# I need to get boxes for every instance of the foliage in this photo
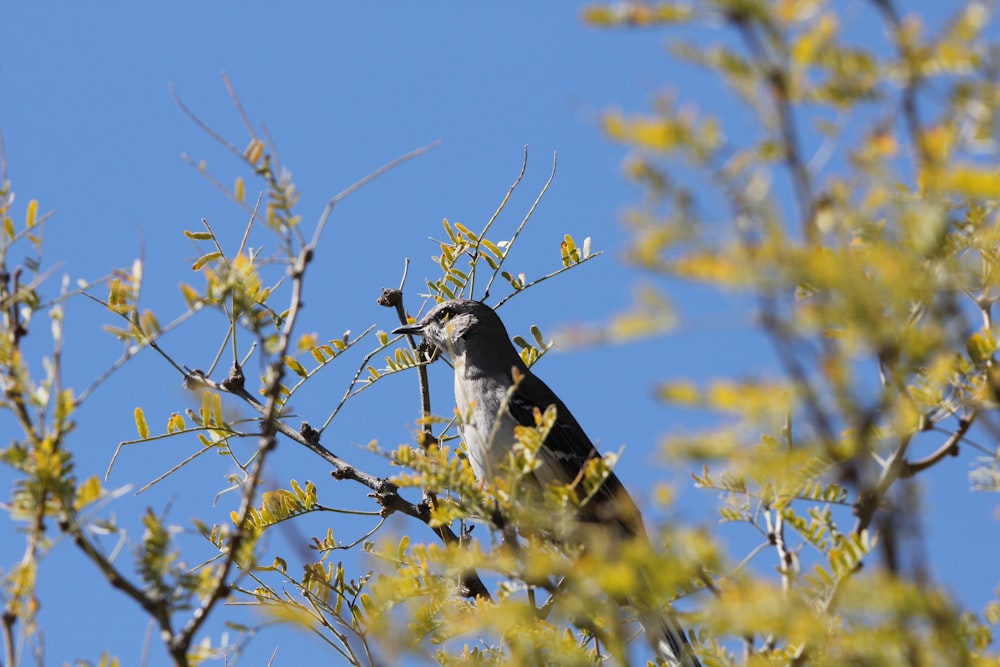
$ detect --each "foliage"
[1,2,999,666]
[0,70,606,664]
[582,0,1000,664]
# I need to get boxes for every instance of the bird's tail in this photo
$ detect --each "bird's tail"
[636,604,701,667]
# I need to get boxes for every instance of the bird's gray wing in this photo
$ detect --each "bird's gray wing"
[505,372,645,539]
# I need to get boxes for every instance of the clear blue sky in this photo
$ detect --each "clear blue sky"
[1,4,997,665]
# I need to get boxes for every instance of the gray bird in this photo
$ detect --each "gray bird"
[394,299,700,666]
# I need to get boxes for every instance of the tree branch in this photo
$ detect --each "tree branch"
[169,221,312,663]
[903,412,975,476]
[377,282,492,601]
[871,0,932,175]
[730,13,816,242]
[188,359,492,601]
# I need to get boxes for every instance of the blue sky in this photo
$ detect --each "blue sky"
[2,4,998,665]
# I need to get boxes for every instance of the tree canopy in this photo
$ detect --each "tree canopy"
[2,2,999,666]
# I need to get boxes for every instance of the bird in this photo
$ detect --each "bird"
[393,298,700,666]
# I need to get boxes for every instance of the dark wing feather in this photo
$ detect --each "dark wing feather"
[505,370,646,539]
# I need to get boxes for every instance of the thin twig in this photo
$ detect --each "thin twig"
[317,331,400,432]
[284,325,377,401]
[378,282,493,599]
[871,0,931,175]
[178,153,254,213]
[380,276,435,443]
[483,151,558,303]
[2,606,16,667]
[170,83,247,164]
[493,252,600,310]
[61,511,176,643]
[222,71,258,141]
[904,411,975,476]
[732,16,815,242]
[311,141,442,251]
[237,192,262,259]
[75,297,198,405]
[759,302,838,448]
[471,146,529,299]
[853,433,912,535]
[0,129,6,186]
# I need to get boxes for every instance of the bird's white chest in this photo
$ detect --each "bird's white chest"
[453,359,516,483]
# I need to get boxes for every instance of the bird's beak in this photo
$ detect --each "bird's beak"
[392,322,425,336]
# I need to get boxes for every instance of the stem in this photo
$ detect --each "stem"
[732,17,815,242]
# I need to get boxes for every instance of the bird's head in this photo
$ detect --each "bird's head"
[392,299,510,360]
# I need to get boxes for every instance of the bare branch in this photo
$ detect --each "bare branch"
[483,151,558,302]
[871,0,932,174]
[472,146,529,299]
[730,15,816,242]
[169,83,246,164]
[222,71,258,141]
[311,141,442,250]
[904,412,975,476]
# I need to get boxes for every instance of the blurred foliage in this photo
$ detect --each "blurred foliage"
[575,0,999,665]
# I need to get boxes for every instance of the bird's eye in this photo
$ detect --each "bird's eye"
[436,308,452,322]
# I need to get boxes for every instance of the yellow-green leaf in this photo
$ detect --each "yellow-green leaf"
[944,164,1000,199]
[659,381,701,405]
[442,218,457,243]
[285,356,308,377]
[55,388,75,427]
[200,391,212,425]
[108,278,130,314]
[967,331,994,363]
[179,282,202,307]
[245,138,264,165]
[167,412,186,434]
[75,476,103,510]
[192,251,223,271]
[134,407,150,439]
[26,199,38,228]
[211,392,224,428]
